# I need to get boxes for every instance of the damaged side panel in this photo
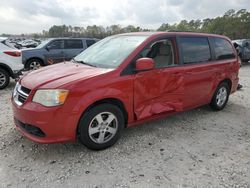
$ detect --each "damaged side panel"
[134,68,185,120]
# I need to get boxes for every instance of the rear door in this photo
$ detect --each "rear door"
[45,39,64,64]
[134,37,185,120]
[178,36,217,109]
[64,39,84,61]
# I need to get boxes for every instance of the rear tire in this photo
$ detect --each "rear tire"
[0,68,10,90]
[210,82,230,111]
[78,104,125,150]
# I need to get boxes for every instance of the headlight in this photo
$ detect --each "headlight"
[32,89,69,107]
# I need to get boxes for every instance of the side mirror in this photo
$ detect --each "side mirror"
[135,58,155,72]
[46,45,51,51]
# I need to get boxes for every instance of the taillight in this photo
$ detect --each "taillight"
[3,51,21,57]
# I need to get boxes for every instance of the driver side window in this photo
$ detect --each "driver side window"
[48,40,63,50]
[139,38,176,68]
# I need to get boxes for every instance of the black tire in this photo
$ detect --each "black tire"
[26,59,43,70]
[0,68,10,90]
[210,82,230,111]
[78,104,125,150]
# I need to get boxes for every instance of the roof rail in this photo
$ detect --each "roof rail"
[167,30,205,33]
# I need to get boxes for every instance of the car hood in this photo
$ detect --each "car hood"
[21,47,42,53]
[20,62,114,89]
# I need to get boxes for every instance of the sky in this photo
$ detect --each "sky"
[0,0,249,34]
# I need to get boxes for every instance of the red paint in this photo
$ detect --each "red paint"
[12,32,240,144]
[135,58,155,71]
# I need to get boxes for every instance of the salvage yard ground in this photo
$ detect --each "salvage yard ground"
[0,65,250,188]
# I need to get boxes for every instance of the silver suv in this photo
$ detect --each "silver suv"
[233,39,250,63]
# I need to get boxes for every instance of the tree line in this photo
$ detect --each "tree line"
[157,9,250,39]
[2,9,250,40]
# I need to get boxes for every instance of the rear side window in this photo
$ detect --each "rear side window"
[179,37,211,64]
[86,40,96,47]
[64,40,83,49]
[212,38,235,60]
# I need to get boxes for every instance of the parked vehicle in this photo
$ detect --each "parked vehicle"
[0,39,23,89]
[21,38,98,70]
[232,39,250,63]
[21,40,39,48]
[12,32,240,150]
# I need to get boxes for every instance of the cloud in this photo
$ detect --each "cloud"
[0,0,250,34]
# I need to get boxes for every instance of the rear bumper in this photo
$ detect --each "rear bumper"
[231,77,239,94]
[12,99,79,144]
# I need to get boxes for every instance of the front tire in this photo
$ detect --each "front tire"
[78,104,125,150]
[26,59,43,70]
[0,68,10,89]
[210,82,230,111]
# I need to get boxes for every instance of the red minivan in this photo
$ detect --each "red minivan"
[12,32,240,150]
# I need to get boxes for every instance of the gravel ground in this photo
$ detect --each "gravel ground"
[0,65,250,188]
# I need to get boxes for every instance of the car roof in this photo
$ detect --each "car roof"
[117,31,230,40]
[50,37,98,40]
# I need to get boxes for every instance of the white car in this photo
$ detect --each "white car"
[0,40,23,89]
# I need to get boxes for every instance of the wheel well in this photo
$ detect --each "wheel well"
[26,57,44,67]
[76,98,128,138]
[85,98,128,126]
[220,78,232,92]
[76,98,128,135]
[0,63,13,78]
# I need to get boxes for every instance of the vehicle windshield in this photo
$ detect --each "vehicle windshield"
[36,39,52,48]
[74,35,148,68]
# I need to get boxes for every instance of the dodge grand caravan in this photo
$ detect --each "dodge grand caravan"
[12,32,240,150]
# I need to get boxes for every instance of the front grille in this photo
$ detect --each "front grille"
[20,86,31,95]
[18,95,26,103]
[13,83,31,106]
[15,118,45,137]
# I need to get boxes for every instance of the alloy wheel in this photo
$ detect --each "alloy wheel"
[216,87,228,107]
[30,61,41,70]
[0,72,6,87]
[88,112,118,144]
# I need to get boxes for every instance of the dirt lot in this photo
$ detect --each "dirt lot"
[0,65,250,188]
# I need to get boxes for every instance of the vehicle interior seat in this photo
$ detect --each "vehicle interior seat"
[153,42,173,68]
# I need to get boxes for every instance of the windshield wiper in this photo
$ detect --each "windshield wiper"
[72,58,97,67]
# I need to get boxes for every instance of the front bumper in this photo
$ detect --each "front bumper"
[12,99,79,144]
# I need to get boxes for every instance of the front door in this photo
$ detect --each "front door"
[134,38,184,120]
[45,39,64,64]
